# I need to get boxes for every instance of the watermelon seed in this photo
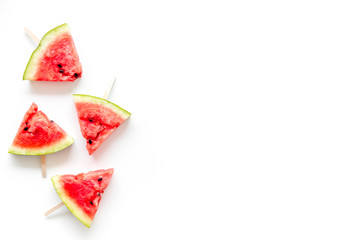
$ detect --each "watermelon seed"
[97,192,101,196]
[74,73,78,78]
[57,64,62,68]
[88,139,93,144]
[90,201,93,205]
[59,69,64,73]
[24,127,28,131]
[89,119,93,122]
[50,120,54,122]
[98,178,102,181]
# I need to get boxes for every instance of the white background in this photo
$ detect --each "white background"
[1,0,360,239]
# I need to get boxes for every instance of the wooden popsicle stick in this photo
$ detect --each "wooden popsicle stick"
[45,76,117,215]
[103,76,116,99]
[41,155,46,178]
[24,27,40,44]
[44,202,65,216]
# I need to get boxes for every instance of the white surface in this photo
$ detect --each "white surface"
[1,0,360,239]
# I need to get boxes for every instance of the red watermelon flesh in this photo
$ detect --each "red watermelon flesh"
[73,94,131,155]
[8,103,74,155]
[23,23,82,82]
[51,168,114,227]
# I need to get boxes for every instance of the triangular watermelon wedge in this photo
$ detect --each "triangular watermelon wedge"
[23,23,82,81]
[8,103,74,155]
[73,94,131,155]
[51,168,114,227]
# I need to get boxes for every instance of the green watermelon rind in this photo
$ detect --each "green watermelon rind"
[23,23,70,80]
[8,135,74,155]
[73,94,131,120]
[51,175,93,228]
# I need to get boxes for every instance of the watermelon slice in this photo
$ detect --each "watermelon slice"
[51,168,114,227]
[8,103,74,155]
[73,94,131,155]
[23,23,82,81]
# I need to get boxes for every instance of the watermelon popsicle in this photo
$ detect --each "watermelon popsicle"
[23,23,82,82]
[72,76,131,155]
[73,94,131,155]
[8,103,74,177]
[46,169,114,228]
